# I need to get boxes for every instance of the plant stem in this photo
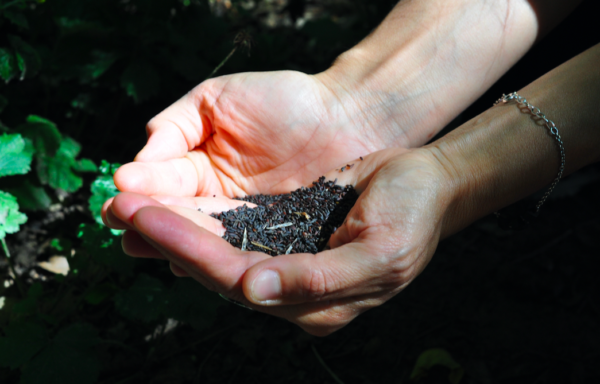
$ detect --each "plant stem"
[1,238,25,297]
[206,47,237,80]
[311,344,345,384]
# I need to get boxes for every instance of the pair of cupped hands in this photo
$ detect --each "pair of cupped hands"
[102,71,455,336]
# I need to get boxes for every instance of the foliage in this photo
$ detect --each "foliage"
[410,348,464,384]
[88,160,120,226]
[0,0,426,383]
[0,190,27,239]
[0,133,33,177]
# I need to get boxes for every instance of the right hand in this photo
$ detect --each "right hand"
[103,147,459,336]
[113,70,403,201]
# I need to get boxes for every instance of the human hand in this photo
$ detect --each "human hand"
[113,70,411,200]
[103,147,457,336]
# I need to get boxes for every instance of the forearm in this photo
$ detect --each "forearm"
[428,43,600,237]
[318,0,583,149]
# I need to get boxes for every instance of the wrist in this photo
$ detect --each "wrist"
[427,43,600,237]
[425,98,577,237]
[318,0,538,149]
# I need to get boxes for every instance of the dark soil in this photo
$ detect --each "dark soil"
[189,167,600,384]
[5,165,599,384]
[2,2,599,383]
[210,177,358,255]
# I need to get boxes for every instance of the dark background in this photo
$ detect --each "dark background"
[1,0,599,383]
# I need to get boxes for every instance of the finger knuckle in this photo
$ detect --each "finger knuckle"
[302,267,330,300]
[386,246,424,288]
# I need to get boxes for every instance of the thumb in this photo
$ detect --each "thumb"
[134,124,190,162]
[242,242,386,306]
[135,88,212,162]
[241,148,410,306]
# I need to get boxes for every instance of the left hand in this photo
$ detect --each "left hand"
[102,147,455,336]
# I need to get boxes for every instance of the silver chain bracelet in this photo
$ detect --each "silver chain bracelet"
[492,92,566,229]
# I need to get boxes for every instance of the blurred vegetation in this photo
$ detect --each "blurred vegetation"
[0,0,397,161]
[0,1,401,383]
[2,1,599,383]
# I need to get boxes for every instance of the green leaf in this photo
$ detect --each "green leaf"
[11,282,43,315]
[7,35,41,80]
[4,179,52,211]
[26,114,58,126]
[50,238,63,251]
[3,10,29,29]
[0,47,18,83]
[114,273,167,322]
[20,323,100,384]
[0,322,48,369]
[49,238,71,254]
[99,159,121,175]
[18,115,62,157]
[89,174,119,225]
[55,135,81,158]
[120,60,160,103]
[410,348,464,384]
[36,137,83,192]
[77,223,134,274]
[0,133,33,177]
[54,323,99,349]
[73,158,97,173]
[0,190,27,239]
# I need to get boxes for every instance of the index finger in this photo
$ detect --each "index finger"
[131,205,271,298]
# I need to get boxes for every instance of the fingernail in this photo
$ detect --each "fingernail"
[251,270,281,303]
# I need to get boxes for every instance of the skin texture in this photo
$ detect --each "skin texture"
[104,147,452,336]
[103,0,593,335]
[433,43,600,235]
[115,71,382,199]
[115,0,580,200]
[104,43,600,336]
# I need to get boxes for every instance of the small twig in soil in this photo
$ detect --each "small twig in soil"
[241,227,248,251]
[250,241,273,251]
[311,344,345,384]
[1,238,25,297]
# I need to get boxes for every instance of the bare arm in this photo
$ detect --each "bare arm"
[317,0,585,149]
[429,42,600,237]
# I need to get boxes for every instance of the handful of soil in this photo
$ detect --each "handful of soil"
[210,177,358,256]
